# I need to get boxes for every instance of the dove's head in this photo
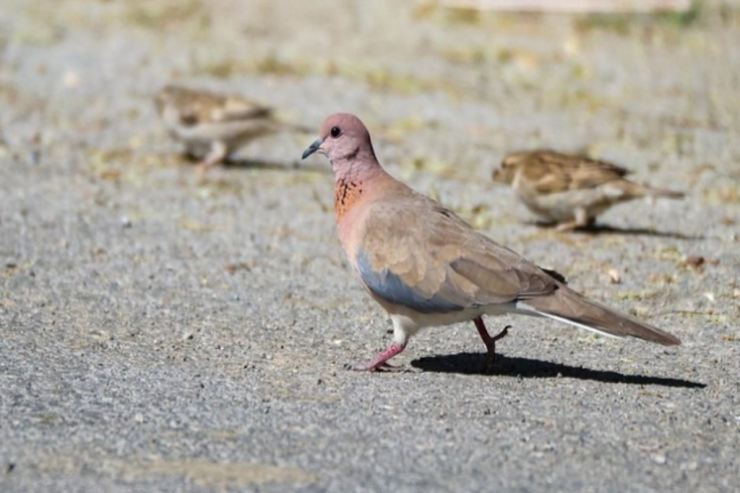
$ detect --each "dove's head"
[302,113,378,177]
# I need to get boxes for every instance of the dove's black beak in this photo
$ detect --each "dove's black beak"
[302,138,323,160]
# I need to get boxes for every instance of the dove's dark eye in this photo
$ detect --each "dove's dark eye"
[330,126,341,138]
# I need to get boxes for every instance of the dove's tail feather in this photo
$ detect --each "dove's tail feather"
[518,286,681,346]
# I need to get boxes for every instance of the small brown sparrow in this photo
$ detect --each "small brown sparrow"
[492,150,685,231]
[155,85,305,172]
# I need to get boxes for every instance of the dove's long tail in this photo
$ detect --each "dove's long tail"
[518,286,681,346]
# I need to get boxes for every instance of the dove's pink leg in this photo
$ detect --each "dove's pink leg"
[474,317,510,365]
[352,343,406,372]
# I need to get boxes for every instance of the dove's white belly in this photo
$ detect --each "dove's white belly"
[385,302,541,346]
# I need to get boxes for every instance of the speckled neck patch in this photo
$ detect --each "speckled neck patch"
[334,179,365,221]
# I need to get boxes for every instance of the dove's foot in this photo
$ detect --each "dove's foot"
[474,317,510,367]
[348,343,406,372]
[345,362,408,372]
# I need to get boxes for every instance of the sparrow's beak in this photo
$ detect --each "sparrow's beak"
[301,138,323,160]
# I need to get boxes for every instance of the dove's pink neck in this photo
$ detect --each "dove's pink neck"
[332,157,387,223]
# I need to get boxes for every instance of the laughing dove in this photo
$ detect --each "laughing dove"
[155,85,307,172]
[492,150,685,231]
[302,114,680,371]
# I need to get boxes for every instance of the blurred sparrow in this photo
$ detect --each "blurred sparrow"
[155,85,306,172]
[492,150,685,231]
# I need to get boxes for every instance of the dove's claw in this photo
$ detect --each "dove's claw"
[474,318,510,366]
[348,343,406,372]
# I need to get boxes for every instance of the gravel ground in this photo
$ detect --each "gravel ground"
[1,1,739,492]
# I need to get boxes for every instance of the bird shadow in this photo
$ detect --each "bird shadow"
[215,157,327,173]
[526,221,703,240]
[179,153,328,173]
[411,352,706,388]
[572,224,705,240]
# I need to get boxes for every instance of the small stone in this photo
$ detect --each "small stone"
[684,255,704,270]
[652,454,667,465]
[62,70,80,88]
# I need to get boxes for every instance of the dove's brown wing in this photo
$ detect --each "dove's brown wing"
[356,192,560,313]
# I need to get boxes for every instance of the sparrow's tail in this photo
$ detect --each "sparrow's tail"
[616,180,685,200]
[643,186,685,199]
[518,286,681,346]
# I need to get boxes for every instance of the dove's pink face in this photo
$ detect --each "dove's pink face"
[301,113,374,167]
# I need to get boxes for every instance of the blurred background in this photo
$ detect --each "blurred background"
[2,1,739,227]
